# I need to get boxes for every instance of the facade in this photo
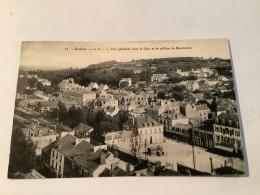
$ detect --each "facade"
[213,113,242,154]
[151,74,169,83]
[61,90,96,105]
[147,100,180,121]
[23,125,59,155]
[135,116,163,146]
[58,78,90,91]
[186,81,199,91]
[44,133,108,178]
[179,102,200,121]
[104,130,137,151]
[192,120,214,149]
[159,111,188,132]
[37,101,59,113]
[194,104,210,121]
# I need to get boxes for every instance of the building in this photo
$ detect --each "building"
[36,101,59,113]
[194,104,210,121]
[192,120,214,149]
[147,100,180,121]
[169,123,192,142]
[58,78,90,91]
[104,130,137,151]
[151,74,169,83]
[186,81,199,91]
[187,93,204,104]
[119,78,132,87]
[22,125,59,155]
[61,90,96,106]
[73,123,94,137]
[94,94,119,117]
[42,133,108,178]
[179,102,200,121]
[213,113,242,154]
[159,111,188,132]
[144,87,155,98]
[135,116,163,146]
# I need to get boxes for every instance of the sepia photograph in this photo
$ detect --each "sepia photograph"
[8,39,247,179]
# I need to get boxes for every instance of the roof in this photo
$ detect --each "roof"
[195,104,210,111]
[158,169,182,176]
[38,101,59,107]
[73,123,93,134]
[192,120,214,132]
[160,112,186,120]
[214,166,244,175]
[136,116,162,128]
[189,93,203,100]
[42,133,76,154]
[216,113,239,123]
[173,123,192,130]
[22,125,57,137]
[105,130,134,141]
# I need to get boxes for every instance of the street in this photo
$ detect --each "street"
[137,137,245,174]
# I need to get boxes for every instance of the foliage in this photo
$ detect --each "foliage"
[172,91,185,101]
[8,127,37,174]
[157,91,166,100]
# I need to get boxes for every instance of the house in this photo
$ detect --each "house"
[61,90,96,105]
[119,78,132,87]
[22,124,59,155]
[192,120,214,149]
[159,111,188,132]
[176,69,190,77]
[88,82,99,90]
[104,130,137,152]
[194,104,210,121]
[129,105,146,117]
[94,94,119,117]
[147,100,180,121]
[186,81,199,91]
[120,93,148,109]
[215,98,237,116]
[205,79,219,86]
[58,78,90,91]
[135,116,164,146]
[41,133,108,178]
[213,113,242,154]
[144,87,155,98]
[73,123,94,137]
[166,123,192,142]
[151,74,169,83]
[179,102,200,121]
[36,101,59,113]
[187,93,204,104]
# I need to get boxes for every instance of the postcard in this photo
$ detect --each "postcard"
[8,39,247,178]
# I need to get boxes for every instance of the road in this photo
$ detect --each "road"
[136,137,245,173]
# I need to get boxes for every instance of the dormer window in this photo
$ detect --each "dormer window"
[228,120,232,126]
[235,122,239,128]
[30,132,34,137]
[221,119,225,125]
[49,130,54,135]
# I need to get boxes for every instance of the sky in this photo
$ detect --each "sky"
[20,39,231,70]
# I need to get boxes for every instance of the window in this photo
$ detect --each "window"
[38,131,43,136]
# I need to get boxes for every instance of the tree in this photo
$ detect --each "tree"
[27,77,38,89]
[37,81,44,91]
[66,106,84,128]
[119,81,129,88]
[58,101,68,124]
[172,91,185,101]
[157,91,166,100]
[8,127,37,174]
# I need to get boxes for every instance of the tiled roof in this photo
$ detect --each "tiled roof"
[216,113,239,123]
[73,123,93,133]
[136,116,162,128]
[195,104,210,111]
